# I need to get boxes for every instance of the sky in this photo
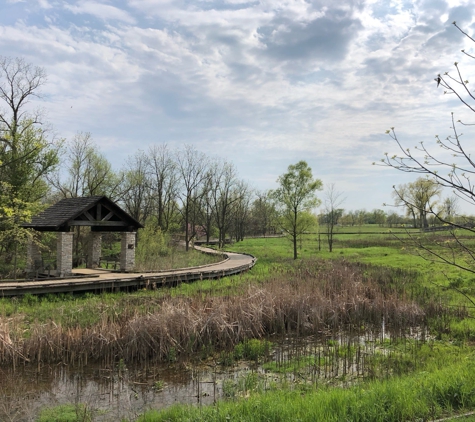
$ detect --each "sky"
[1,0,475,213]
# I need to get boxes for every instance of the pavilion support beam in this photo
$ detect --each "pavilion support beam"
[57,232,74,277]
[87,231,102,269]
[120,232,136,272]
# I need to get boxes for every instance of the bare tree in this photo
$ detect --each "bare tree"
[231,180,252,242]
[121,150,152,223]
[321,184,345,253]
[146,144,179,231]
[0,56,46,145]
[50,132,121,200]
[0,57,58,202]
[195,168,215,243]
[377,22,475,274]
[250,191,278,236]
[386,211,402,228]
[176,145,208,250]
[210,160,241,248]
[48,132,122,260]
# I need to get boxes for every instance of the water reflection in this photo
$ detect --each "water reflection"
[0,361,229,421]
[0,330,428,421]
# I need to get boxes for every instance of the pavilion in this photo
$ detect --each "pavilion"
[22,196,143,277]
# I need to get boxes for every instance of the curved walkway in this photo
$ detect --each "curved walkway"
[0,246,256,297]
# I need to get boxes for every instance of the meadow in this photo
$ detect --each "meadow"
[3,227,475,421]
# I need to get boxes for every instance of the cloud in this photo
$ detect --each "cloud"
[257,9,363,64]
[64,1,135,24]
[38,0,52,8]
[1,0,475,212]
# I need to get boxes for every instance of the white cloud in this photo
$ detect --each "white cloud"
[38,0,52,8]
[64,1,135,24]
[0,0,475,211]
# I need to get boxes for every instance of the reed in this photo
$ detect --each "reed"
[0,259,461,367]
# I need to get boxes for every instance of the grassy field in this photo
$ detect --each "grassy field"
[230,231,475,309]
[4,227,475,421]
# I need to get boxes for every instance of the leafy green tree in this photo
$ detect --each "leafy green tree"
[0,123,59,203]
[393,178,441,229]
[0,125,58,275]
[0,57,60,276]
[135,217,170,271]
[386,211,402,228]
[272,161,322,259]
[372,209,387,227]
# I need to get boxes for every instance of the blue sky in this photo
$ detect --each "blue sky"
[1,0,475,212]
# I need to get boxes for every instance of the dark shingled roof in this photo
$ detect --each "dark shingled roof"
[22,196,143,232]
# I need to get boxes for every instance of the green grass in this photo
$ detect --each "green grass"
[135,247,223,272]
[230,234,475,305]
[37,403,93,422]
[6,229,475,421]
[2,232,474,336]
[138,355,475,422]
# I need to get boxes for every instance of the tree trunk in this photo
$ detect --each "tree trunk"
[293,234,298,259]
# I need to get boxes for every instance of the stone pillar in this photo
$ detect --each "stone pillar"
[26,239,42,274]
[120,232,136,272]
[57,231,74,277]
[87,232,102,269]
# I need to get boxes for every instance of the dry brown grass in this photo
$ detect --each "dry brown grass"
[0,259,462,367]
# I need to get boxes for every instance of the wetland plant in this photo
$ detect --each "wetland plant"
[0,259,465,368]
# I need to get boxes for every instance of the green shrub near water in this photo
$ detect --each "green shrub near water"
[37,404,93,422]
[233,339,272,362]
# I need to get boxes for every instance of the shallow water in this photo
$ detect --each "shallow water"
[0,360,237,421]
[0,330,427,421]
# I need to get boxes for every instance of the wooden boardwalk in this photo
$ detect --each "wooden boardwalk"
[0,246,256,297]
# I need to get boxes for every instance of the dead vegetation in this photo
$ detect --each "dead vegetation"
[0,259,463,367]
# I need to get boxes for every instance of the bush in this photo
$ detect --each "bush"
[135,218,171,270]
